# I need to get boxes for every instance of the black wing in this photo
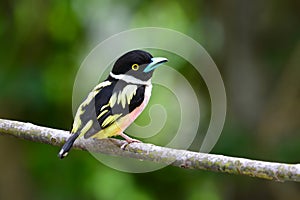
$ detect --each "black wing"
[79,79,145,139]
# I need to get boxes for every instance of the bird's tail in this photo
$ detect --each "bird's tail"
[58,132,80,159]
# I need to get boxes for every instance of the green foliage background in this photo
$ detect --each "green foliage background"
[0,0,299,199]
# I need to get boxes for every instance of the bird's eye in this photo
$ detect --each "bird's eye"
[131,64,139,71]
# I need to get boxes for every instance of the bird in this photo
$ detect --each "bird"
[58,50,168,159]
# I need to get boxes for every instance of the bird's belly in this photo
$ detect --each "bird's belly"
[93,85,152,139]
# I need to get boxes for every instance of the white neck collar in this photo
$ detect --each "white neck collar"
[109,72,151,86]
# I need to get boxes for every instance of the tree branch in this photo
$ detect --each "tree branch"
[0,118,299,182]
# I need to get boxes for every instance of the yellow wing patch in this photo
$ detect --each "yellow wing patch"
[82,81,112,108]
[101,114,122,128]
[80,120,93,135]
[92,122,122,139]
[97,109,108,119]
[109,93,117,107]
[71,81,112,134]
[109,84,137,108]
[100,103,110,111]
[94,81,112,91]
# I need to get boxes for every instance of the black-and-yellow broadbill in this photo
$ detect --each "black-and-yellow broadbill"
[58,50,168,158]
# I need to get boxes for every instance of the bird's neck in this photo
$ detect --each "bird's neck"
[108,72,151,86]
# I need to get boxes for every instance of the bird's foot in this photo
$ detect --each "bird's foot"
[119,133,141,150]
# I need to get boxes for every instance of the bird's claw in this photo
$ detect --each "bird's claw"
[120,142,128,150]
[120,137,141,150]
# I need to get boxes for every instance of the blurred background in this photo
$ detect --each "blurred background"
[0,0,299,199]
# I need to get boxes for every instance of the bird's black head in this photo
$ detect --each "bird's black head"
[111,50,168,81]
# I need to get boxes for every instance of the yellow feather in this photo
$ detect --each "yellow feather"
[109,93,117,107]
[71,81,112,135]
[101,114,122,127]
[94,81,111,91]
[117,91,122,105]
[120,90,126,108]
[125,85,137,104]
[80,120,93,136]
[97,109,108,119]
[116,85,138,108]
[71,108,84,133]
[100,103,110,111]
[92,122,122,139]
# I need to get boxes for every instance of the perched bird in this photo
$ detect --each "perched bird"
[58,50,168,158]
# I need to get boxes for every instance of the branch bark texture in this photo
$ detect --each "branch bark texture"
[0,119,299,182]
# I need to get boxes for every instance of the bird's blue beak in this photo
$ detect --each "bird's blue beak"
[144,57,168,73]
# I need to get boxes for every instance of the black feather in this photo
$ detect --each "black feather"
[58,132,80,159]
[82,79,145,138]
[112,50,154,81]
